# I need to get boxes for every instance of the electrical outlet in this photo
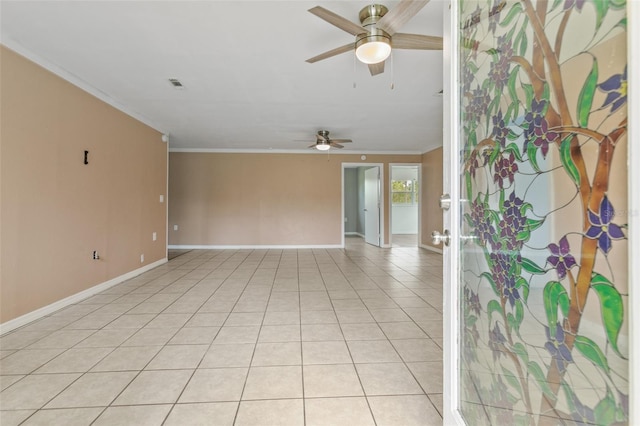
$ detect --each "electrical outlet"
[160,195,164,203]
[344,217,348,222]
[140,254,144,263]
[152,232,157,241]
[173,225,178,231]
[92,250,99,260]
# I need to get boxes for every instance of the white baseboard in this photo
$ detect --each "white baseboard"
[420,244,443,254]
[345,232,364,237]
[168,244,343,250]
[0,258,167,335]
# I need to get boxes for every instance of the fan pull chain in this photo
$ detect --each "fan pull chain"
[390,51,395,90]
[353,53,357,89]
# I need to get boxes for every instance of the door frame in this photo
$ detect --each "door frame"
[443,1,639,424]
[341,163,385,248]
[389,163,422,247]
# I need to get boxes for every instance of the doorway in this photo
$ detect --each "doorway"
[342,163,383,248]
[389,164,420,247]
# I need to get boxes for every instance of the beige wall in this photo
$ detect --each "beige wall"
[421,147,444,249]
[0,46,167,323]
[168,152,422,246]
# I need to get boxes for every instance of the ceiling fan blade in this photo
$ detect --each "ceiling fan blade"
[330,139,352,143]
[306,43,354,63]
[308,143,318,149]
[308,6,366,36]
[368,62,385,76]
[376,0,430,36]
[392,33,443,50]
[330,143,345,149]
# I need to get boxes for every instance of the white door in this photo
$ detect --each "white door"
[364,167,380,247]
[441,1,633,424]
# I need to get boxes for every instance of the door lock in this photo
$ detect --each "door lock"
[431,230,451,246]
[439,194,451,211]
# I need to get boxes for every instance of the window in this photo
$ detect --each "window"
[391,179,419,205]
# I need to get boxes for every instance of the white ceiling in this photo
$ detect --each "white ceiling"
[1,0,444,153]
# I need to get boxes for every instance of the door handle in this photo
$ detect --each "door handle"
[439,194,451,210]
[431,230,451,246]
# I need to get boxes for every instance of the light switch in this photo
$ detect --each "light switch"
[160,195,164,203]
[152,232,157,241]
[173,225,178,231]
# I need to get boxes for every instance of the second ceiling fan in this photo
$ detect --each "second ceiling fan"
[306,0,443,76]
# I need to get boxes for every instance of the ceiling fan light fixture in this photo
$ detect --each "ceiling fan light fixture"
[316,142,331,151]
[355,31,391,64]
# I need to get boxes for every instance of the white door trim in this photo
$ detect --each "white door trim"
[443,0,465,424]
[627,0,639,422]
[341,163,385,248]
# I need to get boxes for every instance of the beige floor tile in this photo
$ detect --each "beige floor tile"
[145,344,208,370]
[103,314,155,329]
[347,340,402,363]
[179,368,248,403]
[379,321,428,339]
[0,373,79,409]
[235,399,304,426]
[91,346,161,371]
[391,338,442,362]
[74,328,136,348]
[300,310,337,324]
[263,311,300,325]
[164,402,238,426]
[0,331,50,350]
[64,313,120,330]
[341,323,386,340]
[305,397,375,426]
[303,364,364,397]
[26,330,94,349]
[368,395,443,426]
[407,361,443,394]
[258,324,301,342]
[0,349,65,375]
[92,404,171,426]
[355,363,423,396]
[45,371,136,408]
[200,343,256,368]
[121,327,179,346]
[251,342,301,366]
[242,366,303,400]
[21,407,103,426]
[184,312,228,327]
[0,409,34,426]
[168,327,219,345]
[213,326,260,344]
[145,313,192,328]
[35,347,113,374]
[301,324,344,341]
[1,374,24,391]
[369,308,412,323]
[225,312,264,326]
[428,393,444,417]
[335,310,376,324]
[113,369,193,405]
[302,341,352,365]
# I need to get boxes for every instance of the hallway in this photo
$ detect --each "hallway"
[0,239,444,425]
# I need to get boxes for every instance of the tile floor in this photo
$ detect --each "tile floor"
[0,237,444,425]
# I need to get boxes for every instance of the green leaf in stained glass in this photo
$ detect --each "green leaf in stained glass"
[574,335,610,373]
[521,257,546,274]
[560,136,581,186]
[500,3,523,28]
[487,299,502,322]
[577,58,598,128]
[591,273,624,356]
[543,281,569,331]
[527,361,555,398]
[527,142,541,172]
[594,388,617,425]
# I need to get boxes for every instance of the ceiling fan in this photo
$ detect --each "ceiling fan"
[306,0,443,76]
[307,130,352,150]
